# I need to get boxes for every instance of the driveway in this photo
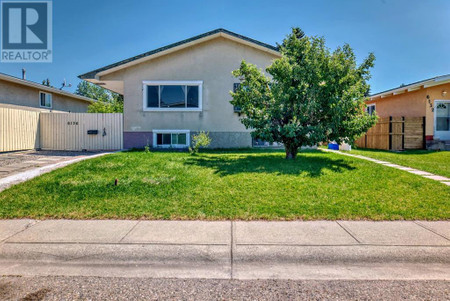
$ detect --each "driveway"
[0,150,112,191]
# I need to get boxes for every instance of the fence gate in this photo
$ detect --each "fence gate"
[40,113,123,151]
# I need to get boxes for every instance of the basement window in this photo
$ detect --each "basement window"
[39,92,52,108]
[143,81,202,111]
[152,130,190,148]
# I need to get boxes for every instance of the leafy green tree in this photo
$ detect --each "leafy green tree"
[231,28,377,159]
[75,81,123,113]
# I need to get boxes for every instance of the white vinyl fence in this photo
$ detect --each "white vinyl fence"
[40,113,123,151]
[0,106,40,152]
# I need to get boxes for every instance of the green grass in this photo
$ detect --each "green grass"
[347,148,450,178]
[0,149,448,220]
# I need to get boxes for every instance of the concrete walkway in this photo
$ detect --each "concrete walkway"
[0,151,114,192]
[323,149,450,186]
[0,220,449,280]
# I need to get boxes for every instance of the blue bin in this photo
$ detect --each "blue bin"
[328,143,339,150]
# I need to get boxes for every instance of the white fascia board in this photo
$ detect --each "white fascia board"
[393,90,406,95]
[424,78,450,88]
[407,86,422,92]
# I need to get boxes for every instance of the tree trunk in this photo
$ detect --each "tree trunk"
[284,143,299,160]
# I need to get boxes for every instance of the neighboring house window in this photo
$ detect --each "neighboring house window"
[152,130,190,147]
[39,92,52,108]
[143,81,202,111]
[366,104,375,116]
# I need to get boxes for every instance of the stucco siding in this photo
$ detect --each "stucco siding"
[0,79,90,112]
[101,37,277,147]
[206,132,252,148]
[367,90,426,118]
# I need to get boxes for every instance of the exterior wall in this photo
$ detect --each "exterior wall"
[206,132,252,148]
[367,83,450,138]
[0,79,90,112]
[102,37,277,148]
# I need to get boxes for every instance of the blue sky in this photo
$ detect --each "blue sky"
[0,0,448,94]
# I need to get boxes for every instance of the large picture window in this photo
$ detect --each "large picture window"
[143,81,202,111]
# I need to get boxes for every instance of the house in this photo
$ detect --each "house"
[79,29,280,149]
[0,72,94,112]
[367,74,450,150]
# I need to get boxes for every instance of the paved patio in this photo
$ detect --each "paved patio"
[0,220,448,280]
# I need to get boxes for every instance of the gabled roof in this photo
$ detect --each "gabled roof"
[370,74,450,100]
[79,28,280,80]
[0,72,95,103]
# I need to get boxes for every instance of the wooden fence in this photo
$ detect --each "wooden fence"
[40,113,123,151]
[1,108,123,152]
[355,117,425,150]
[0,106,40,152]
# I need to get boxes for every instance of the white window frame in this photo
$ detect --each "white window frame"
[366,104,376,116]
[39,91,52,109]
[143,81,203,112]
[152,129,190,148]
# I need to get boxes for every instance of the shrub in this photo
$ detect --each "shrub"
[189,131,211,154]
[144,139,151,153]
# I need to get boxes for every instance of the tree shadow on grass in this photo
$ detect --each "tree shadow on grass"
[184,151,355,177]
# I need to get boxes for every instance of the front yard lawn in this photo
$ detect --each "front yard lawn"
[0,149,448,220]
[349,148,450,178]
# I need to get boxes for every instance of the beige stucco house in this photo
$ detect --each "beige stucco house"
[80,29,280,149]
[367,74,450,149]
[0,72,94,112]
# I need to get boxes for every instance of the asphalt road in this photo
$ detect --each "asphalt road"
[0,276,449,301]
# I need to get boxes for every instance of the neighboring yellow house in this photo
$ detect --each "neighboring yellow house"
[367,75,450,150]
[80,28,280,149]
[0,72,94,112]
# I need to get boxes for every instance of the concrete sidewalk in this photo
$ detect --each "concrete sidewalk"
[0,220,449,280]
